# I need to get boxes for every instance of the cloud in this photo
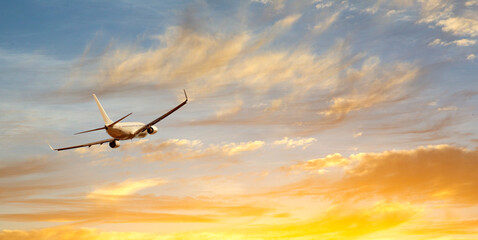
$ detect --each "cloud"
[0,178,78,202]
[221,141,265,155]
[47,2,434,139]
[60,13,305,99]
[0,156,77,202]
[428,38,477,47]
[437,106,457,111]
[0,210,215,224]
[3,192,276,225]
[353,132,363,138]
[467,54,476,60]
[251,0,286,10]
[437,17,478,37]
[454,38,477,46]
[120,139,264,162]
[416,0,454,24]
[313,11,341,34]
[319,58,419,119]
[332,145,478,204]
[315,1,333,10]
[274,145,478,206]
[284,153,349,174]
[215,100,244,119]
[276,14,301,28]
[252,202,419,239]
[273,137,317,149]
[88,178,167,198]
[0,202,420,239]
[407,219,478,235]
[465,0,478,6]
[0,157,59,179]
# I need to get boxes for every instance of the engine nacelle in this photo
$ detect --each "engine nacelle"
[109,140,120,148]
[147,126,158,135]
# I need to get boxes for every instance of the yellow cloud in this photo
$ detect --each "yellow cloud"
[253,202,419,239]
[221,141,265,156]
[285,153,348,173]
[0,202,420,239]
[88,178,167,197]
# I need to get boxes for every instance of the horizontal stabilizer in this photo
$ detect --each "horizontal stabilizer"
[74,112,132,135]
[75,126,106,135]
[108,112,132,127]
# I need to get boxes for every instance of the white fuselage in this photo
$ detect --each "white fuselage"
[106,122,147,140]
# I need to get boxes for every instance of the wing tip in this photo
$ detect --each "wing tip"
[47,143,57,151]
[183,89,188,101]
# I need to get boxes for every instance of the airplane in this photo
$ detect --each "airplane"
[49,90,188,151]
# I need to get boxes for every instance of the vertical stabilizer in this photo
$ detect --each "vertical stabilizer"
[93,94,113,125]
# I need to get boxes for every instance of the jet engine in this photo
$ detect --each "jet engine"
[109,140,120,148]
[147,126,158,135]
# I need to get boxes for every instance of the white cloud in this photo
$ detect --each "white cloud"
[417,0,454,24]
[251,0,272,3]
[250,0,285,10]
[428,38,445,46]
[386,10,405,16]
[274,137,317,149]
[428,38,476,47]
[314,11,341,33]
[353,132,363,138]
[315,1,333,9]
[437,17,478,37]
[222,141,265,155]
[467,54,476,60]
[454,39,477,46]
[437,106,458,111]
[465,0,478,7]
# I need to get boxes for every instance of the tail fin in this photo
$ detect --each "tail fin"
[93,94,113,125]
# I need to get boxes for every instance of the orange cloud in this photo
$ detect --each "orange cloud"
[280,145,478,205]
[335,145,478,204]
[0,210,215,224]
[2,192,276,225]
[0,157,59,179]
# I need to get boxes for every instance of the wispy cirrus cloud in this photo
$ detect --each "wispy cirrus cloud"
[118,138,264,162]
[0,157,59,179]
[88,178,167,198]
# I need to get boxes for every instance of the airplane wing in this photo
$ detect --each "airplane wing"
[49,138,115,151]
[133,90,188,137]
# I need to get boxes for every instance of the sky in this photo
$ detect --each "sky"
[1,0,478,239]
